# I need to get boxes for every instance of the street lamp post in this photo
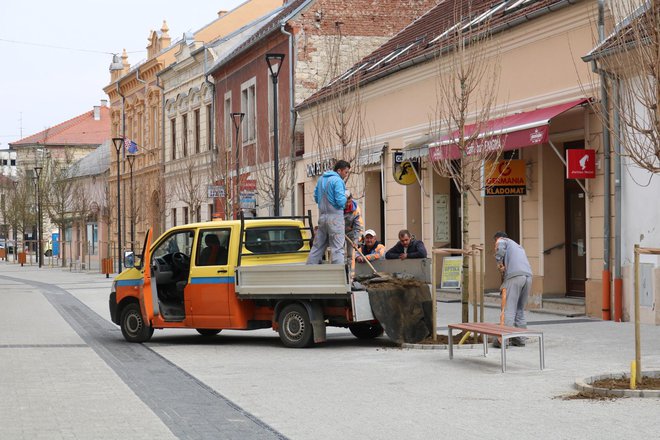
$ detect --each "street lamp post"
[33,166,43,268]
[112,137,123,273]
[127,154,135,252]
[12,180,18,263]
[230,112,245,220]
[266,53,285,217]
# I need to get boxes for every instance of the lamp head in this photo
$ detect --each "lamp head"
[265,53,285,78]
[109,54,124,72]
[112,137,124,153]
[34,166,43,179]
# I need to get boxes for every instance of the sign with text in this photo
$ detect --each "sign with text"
[566,149,595,179]
[392,152,420,185]
[207,185,226,198]
[306,158,335,177]
[441,256,463,289]
[484,159,526,196]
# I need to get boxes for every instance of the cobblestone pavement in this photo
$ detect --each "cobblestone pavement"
[1,262,660,440]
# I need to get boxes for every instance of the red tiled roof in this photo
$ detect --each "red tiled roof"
[10,106,111,146]
[299,0,574,109]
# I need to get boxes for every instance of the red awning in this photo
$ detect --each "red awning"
[428,98,590,161]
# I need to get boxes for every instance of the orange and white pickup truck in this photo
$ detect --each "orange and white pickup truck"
[109,215,382,348]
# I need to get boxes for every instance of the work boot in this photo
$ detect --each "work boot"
[510,337,526,347]
[492,338,507,348]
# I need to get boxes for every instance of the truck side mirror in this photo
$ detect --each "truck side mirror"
[124,251,135,269]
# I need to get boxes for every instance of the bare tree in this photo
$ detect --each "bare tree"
[44,153,76,267]
[308,27,373,197]
[428,2,504,322]
[172,154,210,222]
[586,0,660,173]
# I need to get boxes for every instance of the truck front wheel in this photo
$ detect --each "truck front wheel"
[278,303,313,348]
[349,322,384,339]
[120,303,154,343]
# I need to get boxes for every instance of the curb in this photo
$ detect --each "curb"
[401,342,483,350]
[575,371,660,398]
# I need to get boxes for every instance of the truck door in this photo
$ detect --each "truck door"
[139,229,157,321]
[189,228,233,328]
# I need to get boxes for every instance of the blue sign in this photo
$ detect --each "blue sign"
[52,233,59,256]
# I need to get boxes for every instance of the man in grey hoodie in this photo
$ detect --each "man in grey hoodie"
[307,160,351,264]
[493,231,532,347]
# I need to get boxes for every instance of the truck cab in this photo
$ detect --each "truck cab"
[109,215,383,347]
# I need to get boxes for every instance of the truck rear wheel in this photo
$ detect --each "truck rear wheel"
[120,303,154,343]
[349,322,384,339]
[278,303,313,348]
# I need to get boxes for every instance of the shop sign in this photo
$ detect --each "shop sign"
[566,149,595,179]
[207,185,226,198]
[306,158,335,177]
[484,159,526,196]
[392,152,420,185]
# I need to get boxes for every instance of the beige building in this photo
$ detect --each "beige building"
[159,1,281,229]
[298,0,614,317]
[103,0,284,259]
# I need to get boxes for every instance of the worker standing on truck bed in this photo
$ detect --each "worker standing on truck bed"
[307,160,351,265]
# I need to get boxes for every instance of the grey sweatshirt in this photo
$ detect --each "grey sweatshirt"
[495,237,532,280]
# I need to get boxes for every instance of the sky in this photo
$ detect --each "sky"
[0,0,247,149]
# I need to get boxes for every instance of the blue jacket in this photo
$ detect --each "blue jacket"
[314,170,347,211]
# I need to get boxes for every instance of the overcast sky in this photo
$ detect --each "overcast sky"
[0,0,246,149]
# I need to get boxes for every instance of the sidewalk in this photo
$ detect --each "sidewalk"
[1,262,660,440]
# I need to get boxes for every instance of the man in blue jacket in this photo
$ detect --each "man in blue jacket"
[307,160,351,264]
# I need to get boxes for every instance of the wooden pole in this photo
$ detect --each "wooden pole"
[634,244,641,385]
[432,251,437,342]
[480,243,485,322]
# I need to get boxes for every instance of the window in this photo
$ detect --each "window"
[206,104,213,151]
[196,206,201,223]
[152,230,194,261]
[240,78,256,144]
[224,93,232,151]
[244,226,303,254]
[195,229,231,266]
[194,109,200,154]
[208,203,214,220]
[183,206,189,224]
[182,114,188,157]
[171,208,177,227]
[151,107,158,149]
[170,118,177,160]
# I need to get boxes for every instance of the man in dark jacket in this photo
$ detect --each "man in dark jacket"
[385,229,427,260]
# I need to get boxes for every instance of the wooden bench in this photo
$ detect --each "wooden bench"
[447,322,545,373]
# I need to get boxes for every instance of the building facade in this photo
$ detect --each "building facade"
[297,0,619,318]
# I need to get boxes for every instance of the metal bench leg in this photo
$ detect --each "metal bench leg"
[448,328,453,360]
[539,334,545,370]
[501,336,507,373]
[483,333,488,357]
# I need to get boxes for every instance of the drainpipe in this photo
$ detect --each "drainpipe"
[281,24,295,216]
[204,46,216,203]
[134,70,146,248]
[613,78,623,322]
[156,76,166,234]
[597,0,611,321]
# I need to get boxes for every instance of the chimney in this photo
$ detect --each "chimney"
[101,99,108,107]
[93,105,101,121]
[218,10,227,18]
